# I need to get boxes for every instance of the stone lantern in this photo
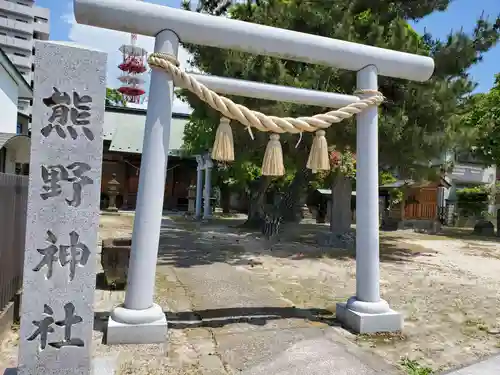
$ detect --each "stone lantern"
[106,173,120,212]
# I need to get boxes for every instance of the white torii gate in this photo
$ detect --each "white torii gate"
[74,0,434,344]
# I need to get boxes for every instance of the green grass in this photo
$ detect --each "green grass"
[400,358,434,375]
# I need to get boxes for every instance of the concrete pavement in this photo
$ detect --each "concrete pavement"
[157,224,401,375]
[441,354,500,375]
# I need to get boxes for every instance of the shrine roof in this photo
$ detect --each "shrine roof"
[104,105,190,155]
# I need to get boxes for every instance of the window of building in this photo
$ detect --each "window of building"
[22,163,29,175]
[0,14,8,19]
[15,18,28,24]
[0,31,6,36]
[15,35,27,40]
[16,123,23,134]
[455,151,483,165]
[34,17,48,24]
[15,162,29,175]
[14,52,27,57]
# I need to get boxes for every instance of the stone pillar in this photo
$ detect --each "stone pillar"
[203,155,213,219]
[187,184,196,215]
[107,30,179,344]
[195,155,204,219]
[17,41,106,375]
[105,173,120,212]
[336,65,402,333]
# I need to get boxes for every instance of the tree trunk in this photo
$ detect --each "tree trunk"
[278,167,313,223]
[329,171,353,233]
[243,176,271,228]
[399,186,407,229]
[220,184,231,214]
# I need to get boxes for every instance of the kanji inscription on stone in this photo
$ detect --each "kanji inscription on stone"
[40,162,93,207]
[27,303,84,350]
[33,230,90,281]
[41,87,94,141]
[17,41,107,375]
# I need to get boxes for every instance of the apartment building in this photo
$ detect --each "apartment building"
[0,0,49,116]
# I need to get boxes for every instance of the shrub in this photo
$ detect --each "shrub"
[456,186,489,217]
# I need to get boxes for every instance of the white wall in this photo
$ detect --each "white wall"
[0,63,19,134]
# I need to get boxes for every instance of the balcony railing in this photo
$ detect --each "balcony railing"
[6,52,31,69]
[0,0,34,18]
[0,34,31,51]
[0,16,33,34]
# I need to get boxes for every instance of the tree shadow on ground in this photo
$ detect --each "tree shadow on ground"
[93,306,341,334]
[156,218,437,268]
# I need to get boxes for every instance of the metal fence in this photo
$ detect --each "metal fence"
[0,173,28,319]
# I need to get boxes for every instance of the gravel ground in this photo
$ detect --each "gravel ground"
[2,214,500,374]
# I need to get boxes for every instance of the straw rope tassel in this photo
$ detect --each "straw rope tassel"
[306,130,330,172]
[262,134,284,176]
[211,117,234,162]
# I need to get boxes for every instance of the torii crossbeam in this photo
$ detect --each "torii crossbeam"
[73,0,434,344]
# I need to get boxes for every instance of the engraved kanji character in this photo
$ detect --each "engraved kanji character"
[39,163,93,207]
[41,88,94,140]
[33,231,90,280]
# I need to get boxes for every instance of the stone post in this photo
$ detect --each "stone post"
[336,65,402,333]
[17,41,106,375]
[107,30,178,344]
[187,184,196,215]
[203,155,213,219]
[105,173,120,212]
[195,155,204,219]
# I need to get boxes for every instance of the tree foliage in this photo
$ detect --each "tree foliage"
[178,0,500,225]
[463,73,500,166]
[180,0,499,177]
[105,88,127,107]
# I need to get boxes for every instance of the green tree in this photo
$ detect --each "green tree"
[106,88,127,107]
[463,73,500,166]
[179,0,500,227]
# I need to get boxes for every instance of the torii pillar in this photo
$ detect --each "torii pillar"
[106,29,178,344]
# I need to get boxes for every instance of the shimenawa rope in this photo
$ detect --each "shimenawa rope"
[147,52,384,176]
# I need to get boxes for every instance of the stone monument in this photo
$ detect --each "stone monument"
[105,173,120,212]
[16,41,106,375]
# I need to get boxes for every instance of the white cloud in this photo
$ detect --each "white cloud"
[63,1,193,114]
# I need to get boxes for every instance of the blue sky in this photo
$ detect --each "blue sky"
[38,0,499,95]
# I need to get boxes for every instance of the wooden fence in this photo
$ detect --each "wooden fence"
[0,173,28,332]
